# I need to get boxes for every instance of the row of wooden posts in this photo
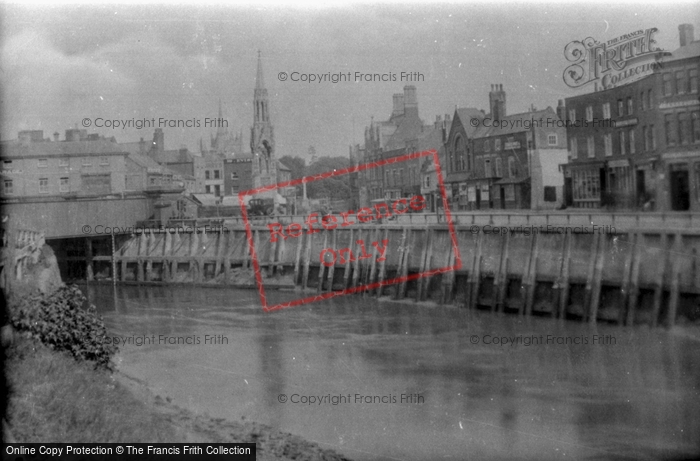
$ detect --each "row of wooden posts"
[108,225,698,328]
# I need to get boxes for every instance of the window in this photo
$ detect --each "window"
[484,159,492,177]
[650,125,656,149]
[647,89,653,109]
[627,97,633,115]
[59,158,69,167]
[629,129,636,154]
[640,92,645,111]
[424,175,430,188]
[586,105,594,121]
[214,185,220,197]
[205,170,211,180]
[484,140,490,152]
[569,109,576,124]
[205,185,211,193]
[2,160,12,168]
[587,136,595,158]
[570,138,578,159]
[100,157,109,165]
[39,178,48,194]
[495,158,502,177]
[617,100,624,117]
[508,157,516,178]
[495,139,501,151]
[692,111,700,143]
[678,112,690,145]
[548,134,557,146]
[663,73,673,96]
[37,158,48,168]
[603,103,611,119]
[3,180,13,195]
[572,170,601,200]
[676,71,687,95]
[59,177,69,193]
[605,134,613,157]
[82,158,92,167]
[690,69,698,94]
[385,171,390,186]
[643,126,649,151]
[214,170,220,179]
[544,186,557,202]
[618,132,625,156]
[665,114,675,145]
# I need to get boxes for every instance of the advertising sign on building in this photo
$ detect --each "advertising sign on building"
[563,28,664,90]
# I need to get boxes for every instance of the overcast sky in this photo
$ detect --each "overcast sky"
[1,3,698,161]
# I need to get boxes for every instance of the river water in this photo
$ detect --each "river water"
[85,284,700,461]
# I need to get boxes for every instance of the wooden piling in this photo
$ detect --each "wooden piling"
[398,228,411,299]
[293,231,304,285]
[626,233,643,326]
[352,228,363,291]
[327,229,337,292]
[343,228,354,290]
[317,231,328,292]
[440,244,455,305]
[376,228,388,297]
[583,233,601,322]
[651,233,668,328]
[416,228,432,302]
[366,228,379,296]
[467,231,484,309]
[588,234,606,323]
[492,231,510,312]
[302,231,312,289]
[518,233,535,316]
[524,233,539,317]
[618,233,636,325]
[666,233,682,328]
[223,232,231,285]
[555,232,571,319]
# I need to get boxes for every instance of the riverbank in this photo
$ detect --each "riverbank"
[4,333,351,460]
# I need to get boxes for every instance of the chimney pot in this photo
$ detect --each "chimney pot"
[679,24,695,47]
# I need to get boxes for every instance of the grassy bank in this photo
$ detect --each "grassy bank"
[5,334,182,442]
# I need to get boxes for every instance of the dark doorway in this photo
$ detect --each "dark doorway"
[476,188,481,210]
[599,168,607,207]
[636,169,646,206]
[670,166,690,211]
[564,177,573,207]
[500,187,506,209]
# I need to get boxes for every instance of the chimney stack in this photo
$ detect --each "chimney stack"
[556,99,566,121]
[679,24,695,47]
[152,128,164,154]
[392,93,405,118]
[403,85,418,117]
[489,84,507,122]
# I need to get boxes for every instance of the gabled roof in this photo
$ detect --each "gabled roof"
[127,152,171,174]
[452,108,486,138]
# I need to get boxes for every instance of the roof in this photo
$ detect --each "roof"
[665,40,700,62]
[473,107,558,138]
[454,108,486,138]
[1,138,127,158]
[127,152,171,174]
[277,160,291,171]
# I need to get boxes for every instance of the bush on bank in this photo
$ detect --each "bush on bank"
[8,285,117,369]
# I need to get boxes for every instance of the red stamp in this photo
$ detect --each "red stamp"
[239,149,460,312]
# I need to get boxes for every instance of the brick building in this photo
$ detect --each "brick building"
[562,24,700,211]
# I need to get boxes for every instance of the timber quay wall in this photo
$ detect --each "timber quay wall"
[107,218,700,328]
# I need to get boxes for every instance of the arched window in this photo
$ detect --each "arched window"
[455,136,467,171]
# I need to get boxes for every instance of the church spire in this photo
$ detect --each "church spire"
[255,50,265,90]
[216,98,226,137]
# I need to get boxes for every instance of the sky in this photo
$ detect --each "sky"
[1,2,699,162]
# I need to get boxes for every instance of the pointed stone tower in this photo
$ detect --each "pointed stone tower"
[250,50,276,190]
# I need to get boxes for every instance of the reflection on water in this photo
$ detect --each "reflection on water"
[84,284,700,461]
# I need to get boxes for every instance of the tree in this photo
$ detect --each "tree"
[305,156,353,202]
